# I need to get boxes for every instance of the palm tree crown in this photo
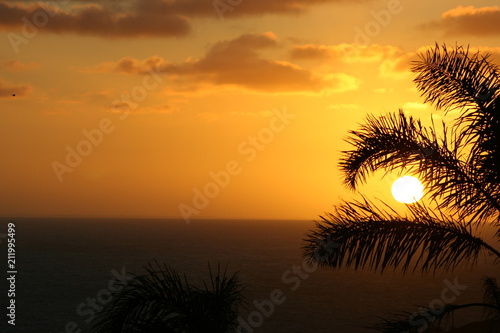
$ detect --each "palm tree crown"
[303,44,500,332]
[92,262,246,333]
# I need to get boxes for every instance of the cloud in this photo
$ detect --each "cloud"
[55,91,114,105]
[1,60,41,72]
[0,0,367,38]
[135,0,363,18]
[84,32,360,94]
[290,43,500,80]
[0,79,31,98]
[108,100,135,113]
[83,56,173,74]
[290,42,417,79]
[424,6,500,37]
[289,44,334,60]
[290,43,401,63]
[108,101,177,114]
[378,52,418,79]
[0,1,190,38]
[381,45,500,79]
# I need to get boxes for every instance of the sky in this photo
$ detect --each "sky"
[1,0,499,220]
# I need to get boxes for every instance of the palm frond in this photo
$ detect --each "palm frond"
[189,263,246,333]
[370,305,456,333]
[92,262,190,333]
[340,109,437,189]
[92,262,245,333]
[339,110,500,222]
[371,303,499,333]
[412,43,500,114]
[483,277,500,320]
[412,44,500,210]
[303,199,500,273]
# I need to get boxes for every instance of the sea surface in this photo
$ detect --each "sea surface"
[1,218,499,333]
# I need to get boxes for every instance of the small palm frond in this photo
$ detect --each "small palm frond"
[92,262,245,333]
[339,110,499,222]
[340,109,438,189]
[412,43,500,115]
[412,44,500,213]
[190,264,246,333]
[303,199,500,273]
[370,304,457,333]
[371,303,499,333]
[206,263,247,321]
[483,277,500,319]
[92,262,191,333]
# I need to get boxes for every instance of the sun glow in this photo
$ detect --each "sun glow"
[391,176,424,204]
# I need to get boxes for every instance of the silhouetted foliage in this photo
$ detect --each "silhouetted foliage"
[306,198,499,274]
[92,261,246,333]
[304,44,500,332]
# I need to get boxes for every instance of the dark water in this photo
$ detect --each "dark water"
[0,218,499,332]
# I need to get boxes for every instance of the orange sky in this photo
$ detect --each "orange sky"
[1,0,499,220]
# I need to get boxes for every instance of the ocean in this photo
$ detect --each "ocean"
[1,218,499,332]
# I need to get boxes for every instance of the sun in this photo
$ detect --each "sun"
[391,176,424,204]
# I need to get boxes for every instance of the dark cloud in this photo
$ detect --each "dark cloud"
[85,32,360,93]
[0,0,365,38]
[0,1,190,37]
[423,6,500,37]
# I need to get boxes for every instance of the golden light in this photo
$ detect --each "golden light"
[391,176,424,204]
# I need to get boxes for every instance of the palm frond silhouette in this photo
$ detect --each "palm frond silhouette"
[304,44,500,331]
[371,277,500,332]
[307,199,499,274]
[92,261,246,333]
